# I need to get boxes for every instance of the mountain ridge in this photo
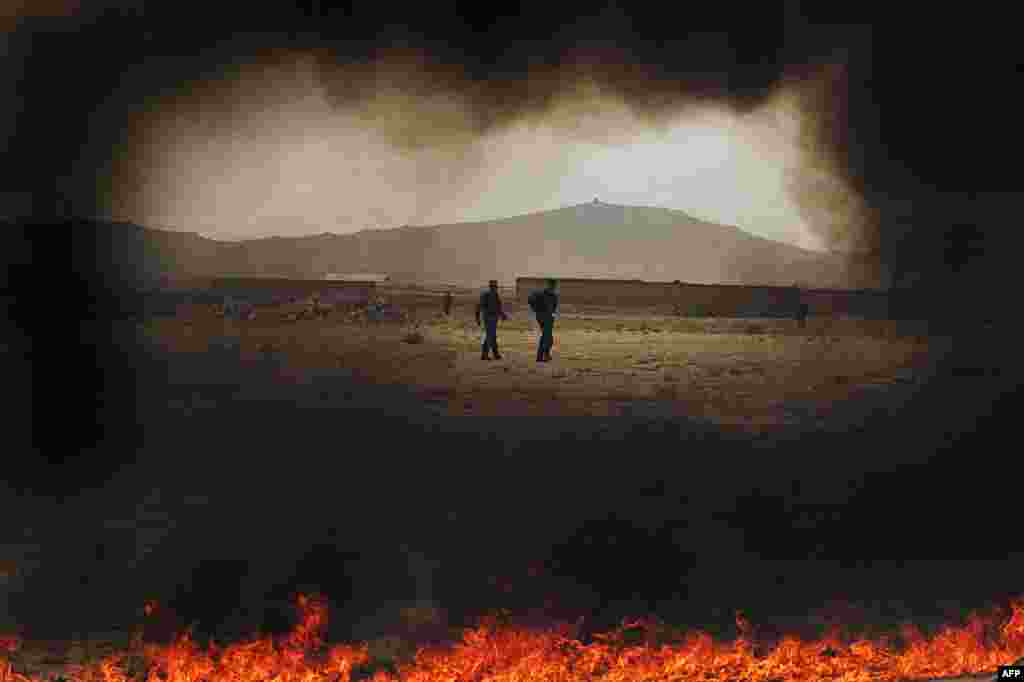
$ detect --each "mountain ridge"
[8,202,879,289]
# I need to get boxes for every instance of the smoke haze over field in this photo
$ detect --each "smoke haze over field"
[97,49,869,256]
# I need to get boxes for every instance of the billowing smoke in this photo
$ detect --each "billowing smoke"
[13,8,1007,298]
[101,46,871,260]
[782,59,880,255]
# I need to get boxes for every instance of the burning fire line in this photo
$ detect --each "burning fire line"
[2,595,1023,682]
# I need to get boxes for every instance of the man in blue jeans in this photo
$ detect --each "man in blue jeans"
[528,278,559,362]
[475,279,508,360]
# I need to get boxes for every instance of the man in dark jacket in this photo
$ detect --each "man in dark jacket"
[475,280,508,359]
[528,278,559,362]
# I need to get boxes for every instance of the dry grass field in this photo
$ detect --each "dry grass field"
[139,290,946,429]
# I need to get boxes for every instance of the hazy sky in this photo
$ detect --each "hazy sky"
[108,52,869,253]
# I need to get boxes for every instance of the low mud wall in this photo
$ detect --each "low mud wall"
[516,277,890,319]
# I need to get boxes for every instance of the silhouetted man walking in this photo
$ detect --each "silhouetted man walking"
[476,280,508,360]
[528,278,559,362]
[443,291,453,316]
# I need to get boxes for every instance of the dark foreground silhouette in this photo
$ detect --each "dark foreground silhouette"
[6,311,1020,644]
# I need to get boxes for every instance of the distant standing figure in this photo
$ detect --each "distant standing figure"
[475,279,508,360]
[443,291,453,316]
[528,278,559,362]
[223,296,250,320]
[375,297,387,322]
[797,301,809,328]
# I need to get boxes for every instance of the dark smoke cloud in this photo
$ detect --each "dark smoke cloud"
[6,1,1015,297]
[310,39,802,148]
[783,57,882,256]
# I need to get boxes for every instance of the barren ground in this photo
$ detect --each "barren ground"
[140,294,945,430]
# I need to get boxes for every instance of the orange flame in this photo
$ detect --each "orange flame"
[1,595,1022,682]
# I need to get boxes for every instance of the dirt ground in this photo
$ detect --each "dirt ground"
[140,294,945,430]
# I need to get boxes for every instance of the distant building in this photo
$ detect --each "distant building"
[325,273,391,283]
[514,276,889,319]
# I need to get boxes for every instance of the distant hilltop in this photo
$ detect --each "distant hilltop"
[16,203,881,290]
